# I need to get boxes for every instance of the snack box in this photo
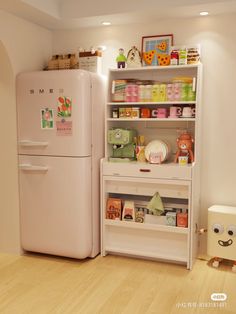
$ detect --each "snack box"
[106,198,122,220]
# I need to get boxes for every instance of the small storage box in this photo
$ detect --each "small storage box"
[207,205,236,261]
[79,51,102,73]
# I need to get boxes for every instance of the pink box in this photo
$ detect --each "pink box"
[125,85,139,102]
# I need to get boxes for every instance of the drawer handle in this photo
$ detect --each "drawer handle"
[139,168,151,173]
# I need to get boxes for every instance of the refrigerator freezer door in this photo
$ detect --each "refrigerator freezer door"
[19,155,92,258]
[17,70,92,157]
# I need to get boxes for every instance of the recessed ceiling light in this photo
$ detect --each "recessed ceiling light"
[102,21,111,26]
[200,11,209,16]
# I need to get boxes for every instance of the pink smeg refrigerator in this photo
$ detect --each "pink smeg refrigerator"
[16,70,105,258]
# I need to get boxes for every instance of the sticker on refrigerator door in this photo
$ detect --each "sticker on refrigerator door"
[56,119,72,136]
[41,108,54,129]
[57,96,72,118]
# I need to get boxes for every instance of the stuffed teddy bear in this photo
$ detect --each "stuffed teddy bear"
[174,133,194,163]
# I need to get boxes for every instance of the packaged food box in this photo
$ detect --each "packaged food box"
[166,212,177,226]
[106,198,122,220]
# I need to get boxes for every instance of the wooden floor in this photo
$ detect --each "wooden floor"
[0,253,235,314]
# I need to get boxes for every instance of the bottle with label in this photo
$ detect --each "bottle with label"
[138,85,145,102]
[170,50,179,65]
[181,83,189,101]
[187,83,196,101]
[152,84,159,102]
[144,85,152,102]
[112,107,119,118]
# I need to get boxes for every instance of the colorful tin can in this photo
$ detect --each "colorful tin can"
[141,108,151,118]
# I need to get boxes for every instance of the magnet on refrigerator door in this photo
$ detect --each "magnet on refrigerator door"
[41,108,54,129]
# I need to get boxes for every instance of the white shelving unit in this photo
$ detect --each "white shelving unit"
[101,64,202,269]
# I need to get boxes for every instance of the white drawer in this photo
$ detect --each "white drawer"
[102,160,192,180]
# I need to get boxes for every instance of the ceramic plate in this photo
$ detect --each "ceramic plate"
[145,140,169,162]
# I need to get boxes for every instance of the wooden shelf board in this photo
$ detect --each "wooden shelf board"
[107,118,195,122]
[109,64,201,73]
[105,219,188,234]
[104,246,188,263]
[103,158,195,169]
[107,101,197,106]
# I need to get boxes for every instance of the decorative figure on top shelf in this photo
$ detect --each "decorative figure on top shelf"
[174,132,194,163]
[126,46,142,68]
[116,48,127,69]
[90,46,96,54]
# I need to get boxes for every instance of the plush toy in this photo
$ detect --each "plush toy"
[126,46,142,68]
[116,48,127,69]
[174,133,194,163]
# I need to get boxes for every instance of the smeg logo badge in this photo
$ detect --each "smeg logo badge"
[29,88,64,94]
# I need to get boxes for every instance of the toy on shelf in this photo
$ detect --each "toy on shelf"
[126,46,142,68]
[174,132,194,164]
[208,205,236,272]
[116,48,127,69]
[107,128,137,160]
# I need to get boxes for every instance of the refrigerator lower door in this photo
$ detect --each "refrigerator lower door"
[19,155,92,259]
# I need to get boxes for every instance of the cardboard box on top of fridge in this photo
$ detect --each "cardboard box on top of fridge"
[79,51,102,74]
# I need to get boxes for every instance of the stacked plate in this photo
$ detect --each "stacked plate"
[145,140,171,163]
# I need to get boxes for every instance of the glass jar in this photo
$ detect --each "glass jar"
[131,107,140,119]
[112,107,119,118]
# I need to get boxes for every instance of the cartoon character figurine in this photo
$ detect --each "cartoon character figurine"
[116,48,127,69]
[126,46,142,68]
[208,205,236,272]
[174,132,194,163]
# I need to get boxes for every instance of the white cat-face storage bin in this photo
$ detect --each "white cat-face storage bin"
[207,205,236,271]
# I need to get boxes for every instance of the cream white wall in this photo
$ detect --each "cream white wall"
[53,13,236,252]
[0,10,52,253]
[0,10,52,75]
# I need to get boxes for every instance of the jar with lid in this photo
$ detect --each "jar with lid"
[112,107,119,118]
[131,107,140,119]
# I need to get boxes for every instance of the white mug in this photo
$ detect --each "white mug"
[182,107,196,118]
